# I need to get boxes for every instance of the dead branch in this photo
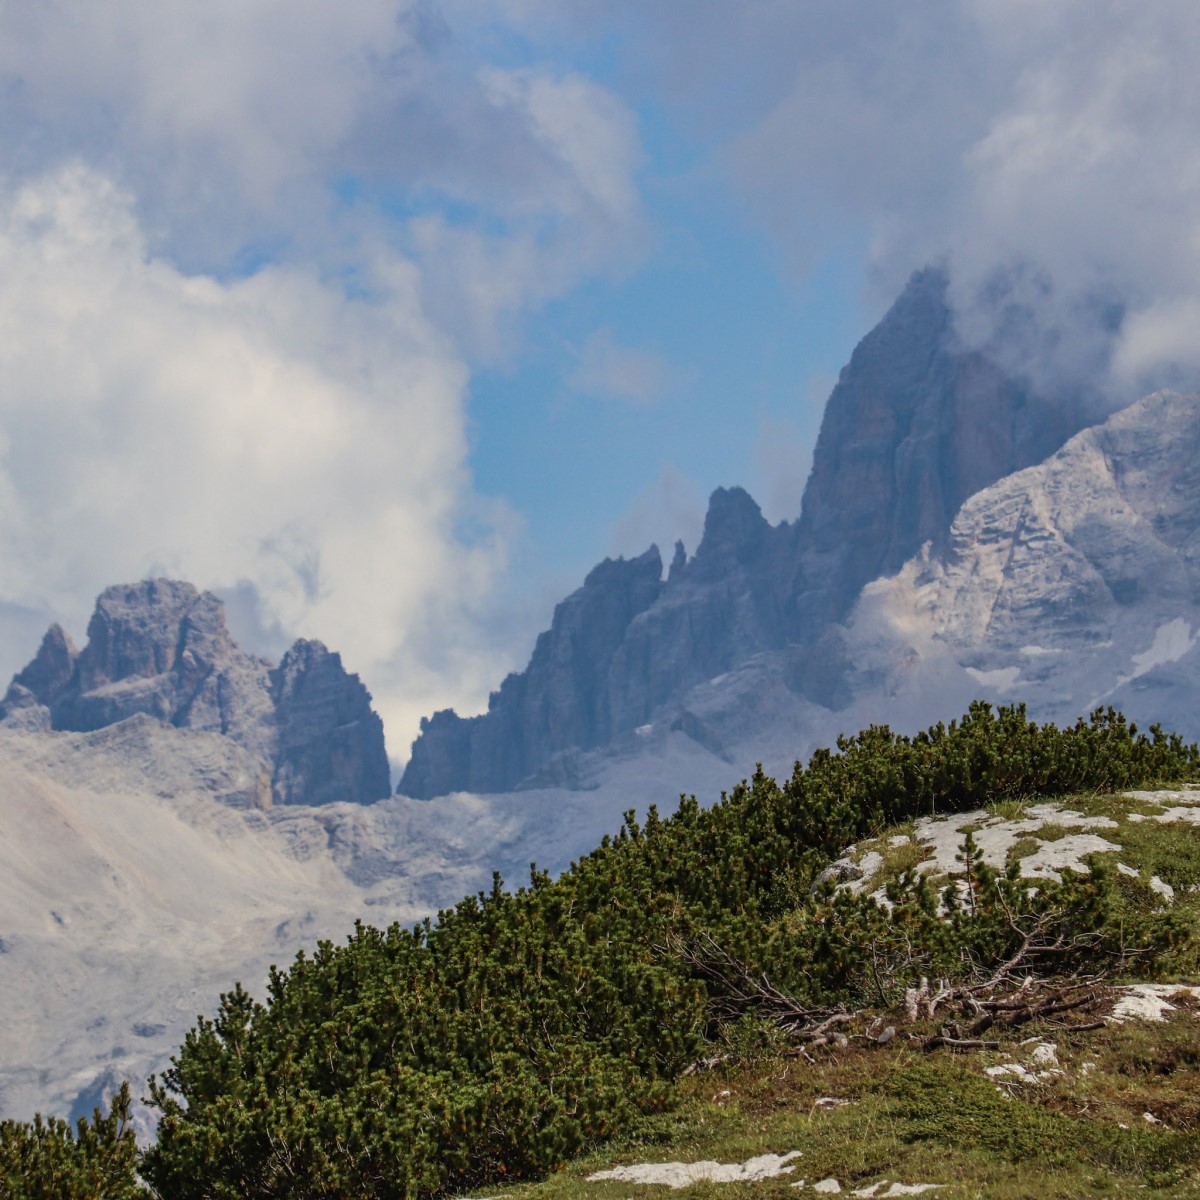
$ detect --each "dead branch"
[919,1035,1002,1052]
[662,932,854,1043]
[663,926,1116,1070]
[680,1053,729,1077]
[965,985,1102,1037]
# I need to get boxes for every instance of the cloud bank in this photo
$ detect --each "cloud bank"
[0,0,648,757]
[566,0,1200,403]
[0,164,513,752]
[5,0,1200,758]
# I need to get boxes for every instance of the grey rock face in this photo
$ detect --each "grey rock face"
[606,487,789,733]
[786,267,1086,633]
[900,390,1200,713]
[45,581,276,759]
[270,640,391,808]
[0,580,389,807]
[403,269,1094,800]
[401,547,664,797]
[8,623,77,707]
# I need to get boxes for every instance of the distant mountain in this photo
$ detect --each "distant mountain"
[874,388,1200,730]
[0,579,390,807]
[401,268,1092,798]
[0,703,726,1130]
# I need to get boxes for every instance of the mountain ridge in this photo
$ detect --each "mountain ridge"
[0,579,390,808]
[4,268,1200,1135]
[401,268,1094,798]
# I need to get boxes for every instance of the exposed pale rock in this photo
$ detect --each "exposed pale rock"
[889,390,1200,730]
[829,803,1122,896]
[588,1151,802,1188]
[788,268,1081,634]
[850,1186,943,1198]
[1030,1043,1059,1067]
[1111,984,1200,1022]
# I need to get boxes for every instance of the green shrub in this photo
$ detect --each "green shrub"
[138,703,1199,1199]
[0,1083,144,1200]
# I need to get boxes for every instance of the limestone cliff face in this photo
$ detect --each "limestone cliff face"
[50,581,276,759]
[788,388,1200,749]
[400,547,664,797]
[903,389,1200,681]
[605,487,790,733]
[270,639,391,808]
[0,581,389,807]
[786,268,1086,633]
[401,269,1096,799]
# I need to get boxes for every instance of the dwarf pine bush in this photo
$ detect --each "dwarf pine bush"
[32,703,1199,1199]
[0,1083,144,1200]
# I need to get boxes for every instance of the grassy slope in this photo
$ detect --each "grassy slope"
[467,790,1200,1199]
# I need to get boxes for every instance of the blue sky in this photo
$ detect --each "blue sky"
[1,1,1199,759]
[467,209,870,575]
[440,15,874,578]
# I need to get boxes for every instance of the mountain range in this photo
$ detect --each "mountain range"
[2,266,1199,1128]
[402,268,1185,798]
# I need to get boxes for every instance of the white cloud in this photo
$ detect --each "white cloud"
[0,164,517,759]
[0,2,656,760]
[0,3,647,345]
[583,0,1200,404]
[0,0,408,250]
[607,467,705,564]
[480,68,641,225]
[408,68,646,361]
[753,417,814,526]
[569,328,675,406]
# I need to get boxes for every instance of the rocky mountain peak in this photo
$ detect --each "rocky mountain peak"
[270,639,391,808]
[787,267,1088,633]
[9,623,77,708]
[691,487,770,574]
[72,580,234,693]
[580,544,663,596]
[0,581,390,807]
[401,266,1102,799]
[399,547,665,798]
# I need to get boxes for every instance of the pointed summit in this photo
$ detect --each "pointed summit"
[693,487,770,574]
[0,580,391,807]
[402,267,1102,798]
[789,268,1087,631]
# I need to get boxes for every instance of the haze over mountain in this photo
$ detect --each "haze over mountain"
[6,3,1200,767]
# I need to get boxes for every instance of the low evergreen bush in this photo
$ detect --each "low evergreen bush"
[6,703,1196,1199]
[0,1083,143,1200]
[139,703,1197,1198]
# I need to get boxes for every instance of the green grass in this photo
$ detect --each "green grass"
[464,1011,1200,1200]
[1110,819,1200,895]
[985,796,1034,823]
[849,824,935,894]
[1031,821,1075,842]
[1006,835,1043,865]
